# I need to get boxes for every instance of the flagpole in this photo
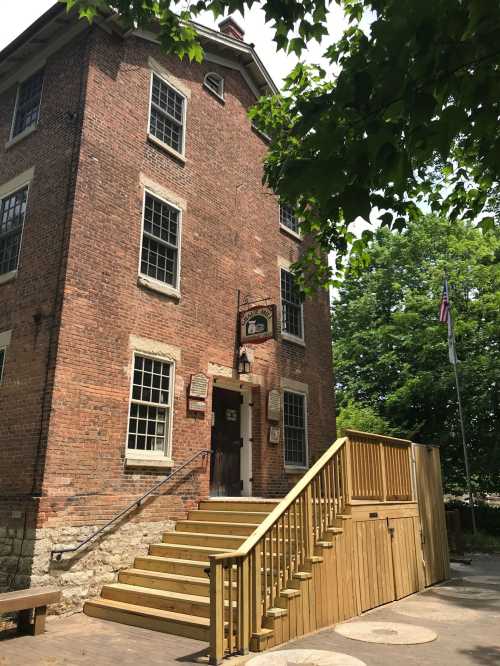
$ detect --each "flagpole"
[446,281,477,535]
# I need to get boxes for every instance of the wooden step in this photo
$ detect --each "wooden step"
[119,568,210,597]
[175,520,258,536]
[149,543,230,560]
[101,583,212,618]
[188,509,268,524]
[84,598,209,642]
[134,556,209,578]
[199,499,280,513]
[162,531,246,549]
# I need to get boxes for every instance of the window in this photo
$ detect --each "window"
[12,70,44,138]
[127,354,174,456]
[280,268,304,341]
[283,390,307,467]
[280,204,300,236]
[0,186,28,276]
[0,347,5,384]
[140,191,181,289]
[149,73,185,154]
[203,72,224,99]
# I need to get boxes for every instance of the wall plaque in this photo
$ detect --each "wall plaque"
[189,399,206,412]
[268,389,281,421]
[269,426,280,444]
[239,305,276,344]
[189,373,209,399]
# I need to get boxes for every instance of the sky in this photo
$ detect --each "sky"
[0,1,349,87]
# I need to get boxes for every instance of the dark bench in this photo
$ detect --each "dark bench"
[0,587,61,635]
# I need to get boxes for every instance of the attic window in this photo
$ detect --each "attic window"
[203,72,224,100]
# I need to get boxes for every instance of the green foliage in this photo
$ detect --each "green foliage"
[336,400,393,437]
[66,0,500,288]
[331,216,500,493]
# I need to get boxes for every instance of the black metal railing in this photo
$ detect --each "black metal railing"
[50,449,211,561]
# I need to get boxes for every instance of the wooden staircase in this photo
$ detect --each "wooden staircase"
[84,499,280,642]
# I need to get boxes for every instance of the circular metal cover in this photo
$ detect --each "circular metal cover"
[334,620,437,644]
[246,649,367,666]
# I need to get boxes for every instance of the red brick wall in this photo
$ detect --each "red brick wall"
[1,26,335,532]
[0,33,91,534]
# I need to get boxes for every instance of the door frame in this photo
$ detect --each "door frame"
[211,377,253,497]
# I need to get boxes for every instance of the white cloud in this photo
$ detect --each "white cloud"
[0,1,348,87]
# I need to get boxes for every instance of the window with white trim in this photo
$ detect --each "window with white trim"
[283,390,307,467]
[280,268,304,340]
[12,69,44,138]
[203,72,224,99]
[149,73,185,154]
[0,186,28,276]
[140,191,180,289]
[127,354,174,456]
[280,204,300,236]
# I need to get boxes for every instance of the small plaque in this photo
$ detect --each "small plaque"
[240,305,276,344]
[189,399,206,412]
[190,373,209,399]
[226,409,238,422]
[269,426,280,444]
[268,389,281,421]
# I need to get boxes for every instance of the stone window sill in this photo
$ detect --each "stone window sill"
[0,270,17,286]
[281,332,306,347]
[279,224,302,242]
[285,465,309,474]
[5,124,38,150]
[125,457,174,469]
[147,133,186,165]
[138,275,181,301]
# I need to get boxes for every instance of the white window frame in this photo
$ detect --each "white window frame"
[138,188,182,300]
[0,330,12,385]
[203,71,224,101]
[279,203,302,241]
[125,351,176,464]
[0,171,33,283]
[283,389,309,471]
[9,68,44,146]
[280,267,305,345]
[147,70,187,161]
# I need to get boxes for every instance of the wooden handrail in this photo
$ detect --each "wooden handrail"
[210,436,347,562]
[344,428,412,446]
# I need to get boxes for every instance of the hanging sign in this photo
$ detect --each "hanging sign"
[189,399,206,412]
[189,373,209,399]
[269,426,280,444]
[239,305,276,344]
[268,389,281,421]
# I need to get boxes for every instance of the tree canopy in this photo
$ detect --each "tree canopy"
[331,215,499,493]
[66,0,500,288]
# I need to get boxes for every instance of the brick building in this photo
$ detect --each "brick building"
[0,5,335,612]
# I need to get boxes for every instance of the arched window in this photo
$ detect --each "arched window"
[203,72,224,100]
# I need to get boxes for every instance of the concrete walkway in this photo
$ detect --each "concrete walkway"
[0,555,499,666]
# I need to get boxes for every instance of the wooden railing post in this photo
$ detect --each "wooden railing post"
[305,485,314,557]
[239,556,250,654]
[379,442,387,502]
[344,438,353,507]
[209,556,224,665]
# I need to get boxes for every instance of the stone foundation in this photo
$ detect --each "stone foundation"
[0,519,174,614]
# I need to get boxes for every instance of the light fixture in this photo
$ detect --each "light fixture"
[238,348,251,375]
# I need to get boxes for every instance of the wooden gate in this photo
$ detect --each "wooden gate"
[413,444,450,585]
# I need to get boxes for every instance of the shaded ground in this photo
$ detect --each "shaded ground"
[0,555,499,666]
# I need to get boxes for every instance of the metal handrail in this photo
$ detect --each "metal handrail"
[50,449,211,560]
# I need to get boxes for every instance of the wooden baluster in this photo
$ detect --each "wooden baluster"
[305,485,314,558]
[287,507,292,582]
[282,515,286,589]
[252,548,262,637]
[276,523,281,599]
[239,557,249,654]
[293,501,299,573]
[312,478,318,542]
[228,561,234,655]
[317,475,324,538]
[209,556,225,665]
[262,537,268,616]
[270,527,275,608]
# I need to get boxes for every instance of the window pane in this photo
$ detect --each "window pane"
[127,355,172,455]
[0,187,28,275]
[284,391,306,467]
[281,269,303,338]
[144,194,178,247]
[150,75,184,153]
[280,204,299,234]
[13,70,44,137]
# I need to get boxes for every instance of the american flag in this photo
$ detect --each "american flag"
[439,283,450,323]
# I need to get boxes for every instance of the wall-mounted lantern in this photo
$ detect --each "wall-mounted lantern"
[238,348,251,375]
